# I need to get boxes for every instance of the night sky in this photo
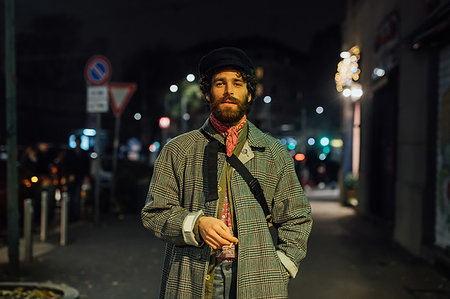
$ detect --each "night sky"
[1,0,346,147]
[16,0,345,53]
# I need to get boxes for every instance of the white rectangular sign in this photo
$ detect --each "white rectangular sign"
[87,86,109,113]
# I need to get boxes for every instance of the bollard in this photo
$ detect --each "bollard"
[60,191,69,246]
[24,199,34,262]
[40,191,48,242]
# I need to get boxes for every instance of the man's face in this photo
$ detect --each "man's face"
[206,68,251,126]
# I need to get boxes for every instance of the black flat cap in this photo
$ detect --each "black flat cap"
[198,47,254,78]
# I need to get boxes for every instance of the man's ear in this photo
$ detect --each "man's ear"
[205,93,211,103]
[247,93,252,103]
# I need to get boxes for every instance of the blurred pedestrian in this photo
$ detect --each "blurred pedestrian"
[61,136,90,222]
[142,47,312,298]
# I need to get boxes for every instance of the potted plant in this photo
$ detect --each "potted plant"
[0,282,79,299]
[343,173,358,206]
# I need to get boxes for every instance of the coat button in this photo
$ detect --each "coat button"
[218,186,222,192]
[205,275,211,281]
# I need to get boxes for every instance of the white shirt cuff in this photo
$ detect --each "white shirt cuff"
[182,210,204,246]
[277,250,298,278]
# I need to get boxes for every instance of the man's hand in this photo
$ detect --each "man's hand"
[197,216,238,250]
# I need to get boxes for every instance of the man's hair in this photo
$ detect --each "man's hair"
[199,67,258,113]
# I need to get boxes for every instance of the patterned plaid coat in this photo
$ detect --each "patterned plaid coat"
[142,119,312,299]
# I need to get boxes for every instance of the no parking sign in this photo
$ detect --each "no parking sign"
[84,55,112,86]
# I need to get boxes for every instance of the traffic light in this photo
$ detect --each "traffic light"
[159,117,170,129]
[294,153,306,162]
[319,137,330,146]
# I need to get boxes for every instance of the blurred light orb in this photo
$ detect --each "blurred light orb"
[372,68,386,78]
[263,96,272,104]
[294,153,306,162]
[343,88,351,97]
[149,141,161,153]
[319,153,327,160]
[351,88,363,98]
[183,113,190,121]
[80,135,89,151]
[31,176,38,183]
[316,106,324,114]
[320,137,330,146]
[90,152,98,159]
[307,138,315,146]
[340,51,350,59]
[83,129,96,136]
[134,113,142,120]
[170,85,178,93]
[159,117,171,129]
[186,74,195,82]
[69,134,77,149]
[331,139,343,148]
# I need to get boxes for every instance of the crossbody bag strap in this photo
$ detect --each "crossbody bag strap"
[199,127,278,246]
[200,128,219,202]
[225,154,270,217]
[227,154,278,246]
[199,128,271,216]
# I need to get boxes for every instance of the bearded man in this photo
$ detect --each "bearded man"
[142,47,312,299]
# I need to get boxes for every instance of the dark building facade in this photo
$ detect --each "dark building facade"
[341,0,450,266]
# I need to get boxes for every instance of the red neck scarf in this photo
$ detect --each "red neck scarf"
[210,114,247,157]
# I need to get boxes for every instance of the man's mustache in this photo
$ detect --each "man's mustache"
[220,97,239,104]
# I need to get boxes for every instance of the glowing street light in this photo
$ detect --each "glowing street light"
[343,88,352,97]
[340,51,350,59]
[351,86,363,99]
[186,74,195,82]
[159,117,171,129]
[169,84,178,93]
[316,106,324,114]
[320,137,330,146]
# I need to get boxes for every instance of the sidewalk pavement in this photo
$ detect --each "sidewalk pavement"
[0,189,449,299]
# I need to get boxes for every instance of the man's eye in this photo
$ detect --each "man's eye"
[235,82,242,87]
[215,82,223,87]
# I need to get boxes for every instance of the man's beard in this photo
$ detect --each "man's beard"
[210,96,248,125]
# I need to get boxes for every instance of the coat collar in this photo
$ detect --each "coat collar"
[200,117,267,149]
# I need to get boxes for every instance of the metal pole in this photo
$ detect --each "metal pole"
[40,191,48,241]
[110,115,120,213]
[5,0,19,274]
[94,113,101,224]
[24,199,33,262]
[181,94,187,132]
[60,192,69,246]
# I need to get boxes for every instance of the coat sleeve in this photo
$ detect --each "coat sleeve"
[270,144,312,278]
[141,141,204,247]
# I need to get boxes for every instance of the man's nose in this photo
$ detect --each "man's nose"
[224,83,234,95]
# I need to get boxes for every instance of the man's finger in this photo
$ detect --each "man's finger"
[204,237,220,250]
[215,225,238,244]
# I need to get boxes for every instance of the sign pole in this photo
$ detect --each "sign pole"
[5,0,19,275]
[85,55,111,223]
[94,113,102,223]
[110,115,121,213]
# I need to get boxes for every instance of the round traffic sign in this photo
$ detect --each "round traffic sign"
[84,55,112,86]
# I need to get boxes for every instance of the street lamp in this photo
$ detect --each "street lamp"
[186,74,195,82]
[316,106,324,114]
